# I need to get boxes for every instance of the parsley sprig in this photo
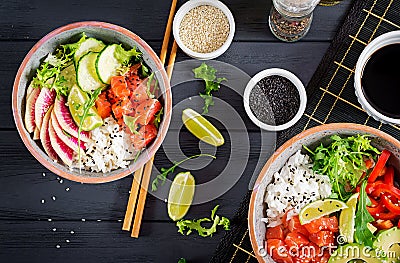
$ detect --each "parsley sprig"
[304,134,380,200]
[151,154,216,192]
[193,63,226,114]
[176,205,230,237]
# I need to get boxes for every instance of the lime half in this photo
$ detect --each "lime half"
[299,199,348,225]
[182,108,224,147]
[68,84,102,131]
[168,172,195,221]
[339,193,359,243]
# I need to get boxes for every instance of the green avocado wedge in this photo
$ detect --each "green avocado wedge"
[373,227,400,263]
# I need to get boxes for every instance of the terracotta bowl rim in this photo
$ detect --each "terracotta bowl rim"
[248,123,400,263]
[12,21,172,184]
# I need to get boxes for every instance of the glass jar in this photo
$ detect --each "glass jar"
[269,0,320,42]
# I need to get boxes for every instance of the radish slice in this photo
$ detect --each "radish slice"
[35,87,56,130]
[40,105,58,161]
[49,118,74,167]
[51,110,86,153]
[24,87,40,133]
[54,96,91,142]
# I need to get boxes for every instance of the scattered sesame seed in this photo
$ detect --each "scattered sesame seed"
[42,173,46,177]
[70,231,75,234]
[48,218,52,222]
[82,218,86,222]
[41,199,45,204]
[52,228,57,232]
[56,245,60,249]
[52,196,56,201]
[66,188,70,192]
[66,240,70,243]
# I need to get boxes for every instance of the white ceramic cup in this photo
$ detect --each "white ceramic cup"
[172,0,235,60]
[354,30,400,125]
[243,68,307,131]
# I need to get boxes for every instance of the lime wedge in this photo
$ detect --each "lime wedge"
[182,108,224,147]
[168,172,195,221]
[339,193,359,243]
[68,84,103,131]
[299,199,348,225]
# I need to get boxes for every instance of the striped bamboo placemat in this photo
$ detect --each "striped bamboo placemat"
[211,0,400,261]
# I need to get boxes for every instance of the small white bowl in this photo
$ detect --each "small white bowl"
[173,0,235,60]
[355,31,400,125]
[243,68,307,131]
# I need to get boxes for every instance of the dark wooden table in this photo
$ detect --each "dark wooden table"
[0,1,351,262]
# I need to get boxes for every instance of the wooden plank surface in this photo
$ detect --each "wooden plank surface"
[0,0,350,42]
[0,0,350,262]
[0,220,221,263]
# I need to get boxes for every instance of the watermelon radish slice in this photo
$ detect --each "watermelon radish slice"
[51,110,86,152]
[24,87,40,133]
[35,87,56,130]
[33,127,40,140]
[54,96,91,142]
[26,82,35,98]
[40,105,58,161]
[49,118,74,167]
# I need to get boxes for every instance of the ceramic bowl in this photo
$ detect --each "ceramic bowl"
[243,68,307,131]
[12,21,172,183]
[248,123,400,262]
[172,0,235,60]
[355,30,400,125]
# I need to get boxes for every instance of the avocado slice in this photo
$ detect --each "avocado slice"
[374,227,400,263]
[328,243,385,263]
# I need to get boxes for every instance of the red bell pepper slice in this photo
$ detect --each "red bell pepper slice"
[368,149,391,182]
[383,166,394,186]
[367,201,385,214]
[371,183,400,200]
[381,194,400,215]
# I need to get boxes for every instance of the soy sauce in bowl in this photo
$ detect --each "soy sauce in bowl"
[361,43,400,118]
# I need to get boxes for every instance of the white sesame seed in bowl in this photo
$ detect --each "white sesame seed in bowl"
[173,0,235,60]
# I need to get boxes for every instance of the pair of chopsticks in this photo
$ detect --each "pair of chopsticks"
[122,0,178,238]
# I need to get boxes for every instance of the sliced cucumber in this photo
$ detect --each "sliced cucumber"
[76,52,104,92]
[95,44,121,84]
[74,38,105,64]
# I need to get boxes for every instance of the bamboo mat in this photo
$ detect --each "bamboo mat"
[210,0,400,262]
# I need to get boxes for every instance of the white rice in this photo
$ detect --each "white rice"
[262,150,332,227]
[76,117,137,173]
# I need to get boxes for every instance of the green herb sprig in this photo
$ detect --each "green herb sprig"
[151,154,216,192]
[176,205,230,237]
[354,180,375,246]
[77,88,102,171]
[193,63,226,114]
[304,134,380,200]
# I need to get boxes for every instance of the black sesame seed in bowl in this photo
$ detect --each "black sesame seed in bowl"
[243,68,307,131]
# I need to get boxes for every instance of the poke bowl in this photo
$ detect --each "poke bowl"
[12,21,172,183]
[249,123,400,263]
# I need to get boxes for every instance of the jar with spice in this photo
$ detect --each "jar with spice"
[269,0,320,42]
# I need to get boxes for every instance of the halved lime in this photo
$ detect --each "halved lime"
[168,172,195,221]
[299,199,348,225]
[339,193,359,243]
[68,84,103,131]
[182,108,224,147]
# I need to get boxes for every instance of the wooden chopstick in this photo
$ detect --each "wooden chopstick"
[160,0,178,65]
[122,165,144,231]
[131,157,154,237]
[131,41,178,237]
[122,0,179,237]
